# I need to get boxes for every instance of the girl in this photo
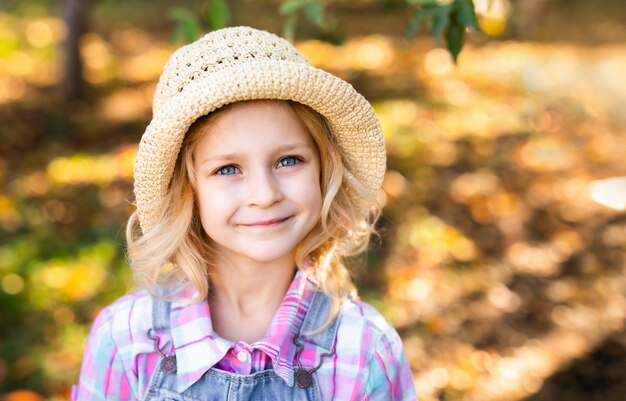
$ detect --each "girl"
[73,26,417,401]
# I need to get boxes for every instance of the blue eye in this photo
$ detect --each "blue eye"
[277,156,301,168]
[216,165,239,175]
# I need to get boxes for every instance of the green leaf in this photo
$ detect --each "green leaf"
[431,5,451,41]
[406,0,441,6]
[182,20,201,42]
[169,7,202,43]
[405,6,436,39]
[171,24,187,44]
[207,0,231,30]
[454,0,478,30]
[169,7,195,23]
[282,13,299,42]
[280,0,307,15]
[445,17,465,62]
[303,1,325,27]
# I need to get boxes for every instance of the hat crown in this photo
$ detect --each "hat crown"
[153,26,310,114]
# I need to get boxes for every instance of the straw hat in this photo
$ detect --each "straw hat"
[134,26,386,233]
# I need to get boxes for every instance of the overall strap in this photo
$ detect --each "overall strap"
[152,297,172,331]
[148,296,178,377]
[298,290,340,353]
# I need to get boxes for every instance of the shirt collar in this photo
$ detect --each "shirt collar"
[168,269,317,393]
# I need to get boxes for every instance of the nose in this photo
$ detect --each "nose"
[246,168,283,207]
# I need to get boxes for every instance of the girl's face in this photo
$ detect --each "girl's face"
[193,101,322,267]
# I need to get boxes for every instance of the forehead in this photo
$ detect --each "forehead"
[195,100,313,154]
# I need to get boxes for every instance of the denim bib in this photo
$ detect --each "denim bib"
[143,291,339,401]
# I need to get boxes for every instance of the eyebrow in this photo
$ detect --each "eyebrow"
[198,142,314,165]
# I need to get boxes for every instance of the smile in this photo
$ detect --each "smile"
[241,216,292,227]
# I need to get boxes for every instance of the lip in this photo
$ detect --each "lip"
[241,216,292,227]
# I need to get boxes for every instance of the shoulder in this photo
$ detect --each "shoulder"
[338,298,399,340]
[88,289,154,350]
[337,299,417,400]
[95,289,152,328]
[334,298,407,362]
[75,290,153,401]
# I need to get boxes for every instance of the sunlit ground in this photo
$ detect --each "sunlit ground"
[1,7,625,401]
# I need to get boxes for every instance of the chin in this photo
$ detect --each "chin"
[221,242,297,265]
[245,250,296,264]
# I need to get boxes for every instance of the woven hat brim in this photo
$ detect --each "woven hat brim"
[135,60,385,233]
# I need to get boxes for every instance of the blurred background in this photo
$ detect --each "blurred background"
[1,0,625,400]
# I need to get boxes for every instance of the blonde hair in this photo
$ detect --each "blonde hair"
[126,99,380,330]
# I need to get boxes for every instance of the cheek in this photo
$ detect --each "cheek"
[296,170,323,214]
[196,184,231,225]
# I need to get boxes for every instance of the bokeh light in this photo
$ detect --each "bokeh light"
[589,176,626,210]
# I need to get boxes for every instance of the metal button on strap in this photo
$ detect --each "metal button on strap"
[160,355,177,375]
[237,350,248,362]
[147,328,177,375]
[295,369,313,388]
[292,335,336,389]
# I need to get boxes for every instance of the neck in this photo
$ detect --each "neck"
[208,253,297,317]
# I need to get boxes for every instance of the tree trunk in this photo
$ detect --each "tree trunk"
[61,0,88,103]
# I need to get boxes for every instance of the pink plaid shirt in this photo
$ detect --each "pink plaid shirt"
[72,270,417,400]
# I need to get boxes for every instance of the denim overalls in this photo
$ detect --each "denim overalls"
[143,290,339,401]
